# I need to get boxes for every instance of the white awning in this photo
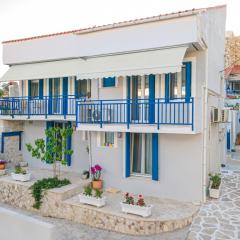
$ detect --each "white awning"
[1,46,187,81]
[0,59,83,81]
[77,46,187,79]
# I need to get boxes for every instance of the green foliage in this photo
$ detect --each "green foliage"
[26,126,73,177]
[95,189,103,198]
[209,173,221,189]
[83,185,92,196]
[30,177,71,209]
[15,166,27,175]
[0,89,4,98]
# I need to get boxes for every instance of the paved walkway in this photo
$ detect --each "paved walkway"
[187,164,240,240]
[0,202,188,240]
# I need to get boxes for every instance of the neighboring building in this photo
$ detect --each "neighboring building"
[225,32,240,152]
[0,5,226,203]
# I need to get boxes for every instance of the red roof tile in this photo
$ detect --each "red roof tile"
[2,5,226,44]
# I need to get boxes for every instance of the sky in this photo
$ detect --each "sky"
[0,0,238,77]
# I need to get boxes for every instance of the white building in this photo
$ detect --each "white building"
[0,5,226,203]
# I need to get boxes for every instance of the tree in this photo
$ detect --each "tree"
[26,126,73,178]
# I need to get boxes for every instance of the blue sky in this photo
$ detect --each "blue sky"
[0,0,237,76]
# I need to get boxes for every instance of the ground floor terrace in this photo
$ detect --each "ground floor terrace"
[0,163,239,239]
[0,168,198,236]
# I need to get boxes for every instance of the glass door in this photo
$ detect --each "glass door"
[52,78,61,114]
[131,76,149,122]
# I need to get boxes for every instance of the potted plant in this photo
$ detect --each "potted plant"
[0,160,6,170]
[11,165,32,182]
[120,193,153,217]
[91,164,103,189]
[81,170,90,180]
[79,185,106,207]
[209,173,221,199]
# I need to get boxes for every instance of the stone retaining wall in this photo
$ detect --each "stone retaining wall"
[0,177,197,236]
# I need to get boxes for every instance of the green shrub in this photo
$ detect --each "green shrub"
[95,189,103,198]
[83,185,92,196]
[209,173,221,189]
[15,166,26,175]
[30,177,71,209]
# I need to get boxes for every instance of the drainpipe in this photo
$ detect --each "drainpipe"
[202,49,209,203]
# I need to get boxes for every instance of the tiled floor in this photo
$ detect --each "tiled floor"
[187,164,240,240]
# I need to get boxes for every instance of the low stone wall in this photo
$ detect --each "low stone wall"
[0,175,198,236]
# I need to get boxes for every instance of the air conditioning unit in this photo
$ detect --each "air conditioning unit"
[221,109,229,122]
[92,108,112,122]
[211,108,220,123]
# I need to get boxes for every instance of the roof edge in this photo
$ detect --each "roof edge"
[2,4,226,44]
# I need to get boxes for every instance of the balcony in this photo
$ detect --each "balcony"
[0,95,76,120]
[76,98,194,133]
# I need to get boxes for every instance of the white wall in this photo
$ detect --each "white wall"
[89,132,203,202]
[3,15,199,65]
[22,121,89,173]
[0,207,55,240]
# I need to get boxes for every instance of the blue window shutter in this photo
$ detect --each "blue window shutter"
[28,80,32,97]
[227,130,231,150]
[127,76,131,98]
[152,133,159,181]
[48,78,53,114]
[63,77,68,115]
[66,121,72,166]
[46,121,54,164]
[103,77,116,87]
[149,74,155,123]
[125,132,130,177]
[75,77,78,98]
[165,74,170,102]
[39,79,44,99]
[184,62,192,101]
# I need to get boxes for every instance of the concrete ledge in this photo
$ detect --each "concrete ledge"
[0,207,55,240]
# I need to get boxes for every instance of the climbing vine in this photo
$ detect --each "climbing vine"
[30,177,71,209]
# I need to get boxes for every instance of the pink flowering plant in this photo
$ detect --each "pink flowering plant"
[90,164,102,181]
[123,192,146,207]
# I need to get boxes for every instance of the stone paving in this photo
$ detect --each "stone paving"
[187,165,240,240]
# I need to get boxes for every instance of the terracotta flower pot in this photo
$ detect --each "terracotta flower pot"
[0,164,5,170]
[92,180,103,190]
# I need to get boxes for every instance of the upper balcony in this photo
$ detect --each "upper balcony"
[0,95,197,134]
[0,95,76,121]
[76,97,195,134]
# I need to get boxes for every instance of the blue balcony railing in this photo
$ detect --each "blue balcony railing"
[76,97,194,130]
[0,95,77,118]
[226,89,240,95]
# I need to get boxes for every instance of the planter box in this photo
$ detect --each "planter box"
[120,202,153,217]
[79,194,106,207]
[11,173,32,182]
[209,182,221,199]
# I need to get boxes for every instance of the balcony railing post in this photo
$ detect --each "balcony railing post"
[45,96,47,119]
[192,97,194,131]
[100,100,103,128]
[157,99,160,130]
[27,97,30,119]
[127,99,130,129]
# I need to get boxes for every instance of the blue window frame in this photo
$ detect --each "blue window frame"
[102,77,116,87]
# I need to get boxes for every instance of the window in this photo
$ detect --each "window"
[166,63,191,99]
[31,80,39,97]
[170,73,178,98]
[131,133,152,175]
[76,79,91,98]
[102,77,116,87]
[100,132,115,147]
[181,65,186,97]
